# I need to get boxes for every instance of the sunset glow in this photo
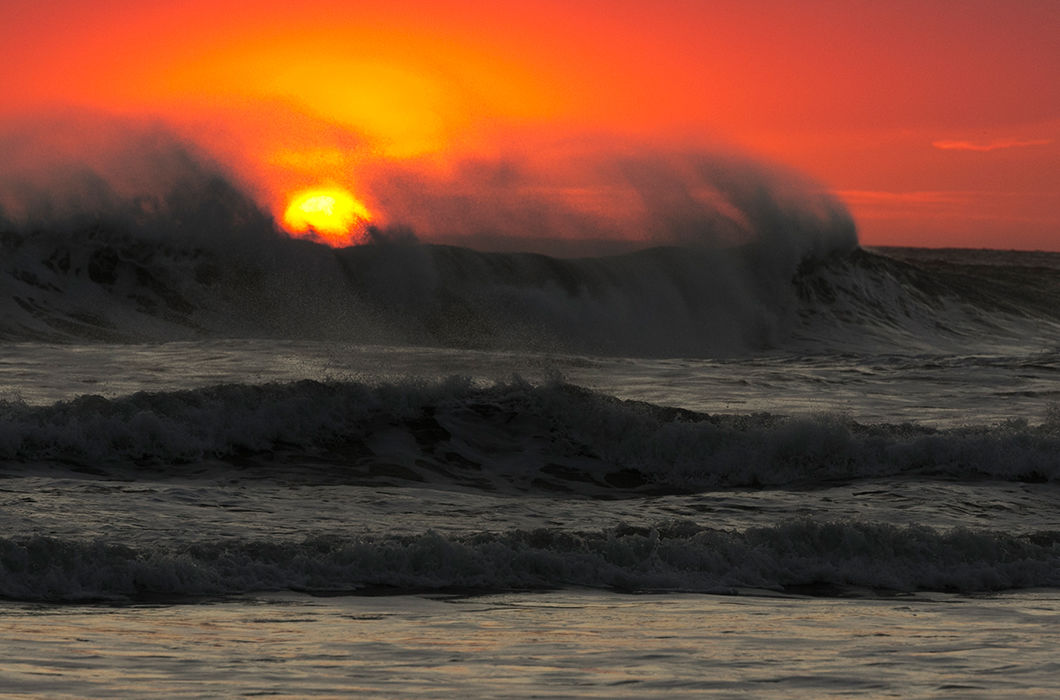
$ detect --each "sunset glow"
[2,0,1057,250]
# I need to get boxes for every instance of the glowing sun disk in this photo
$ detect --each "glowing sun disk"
[282,187,371,243]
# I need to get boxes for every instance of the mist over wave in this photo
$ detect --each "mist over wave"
[364,143,858,258]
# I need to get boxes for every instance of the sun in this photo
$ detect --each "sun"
[282,187,372,245]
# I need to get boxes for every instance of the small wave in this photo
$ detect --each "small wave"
[1,521,1057,602]
[2,379,1058,490]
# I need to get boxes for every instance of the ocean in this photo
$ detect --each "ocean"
[1,210,1060,696]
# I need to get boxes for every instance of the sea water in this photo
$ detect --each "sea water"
[1,230,1060,696]
[0,332,1059,697]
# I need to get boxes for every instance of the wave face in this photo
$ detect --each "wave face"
[794,247,1060,353]
[2,522,1058,602]
[3,378,1059,490]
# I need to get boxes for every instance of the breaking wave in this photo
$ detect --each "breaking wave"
[3,221,1060,356]
[2,521,1058,602]
[3,116,1060,356]
[3,378,1059,490]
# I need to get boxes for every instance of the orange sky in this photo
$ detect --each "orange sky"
[3,0,1058,250]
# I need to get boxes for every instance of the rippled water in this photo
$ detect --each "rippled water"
[3,590,1059,698]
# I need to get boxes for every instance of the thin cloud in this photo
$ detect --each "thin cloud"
[932,138,1053,152]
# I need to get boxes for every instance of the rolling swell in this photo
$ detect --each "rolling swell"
[3,378,1059,489]
[2,521,1058,602]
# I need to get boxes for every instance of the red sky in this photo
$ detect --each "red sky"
[3,0,1058,250]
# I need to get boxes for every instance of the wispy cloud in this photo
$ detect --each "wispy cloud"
[932,138,1053,152]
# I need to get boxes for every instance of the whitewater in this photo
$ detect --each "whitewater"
[2,166,1060,696]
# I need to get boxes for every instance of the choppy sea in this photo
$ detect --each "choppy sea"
[2,213,1060,696]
